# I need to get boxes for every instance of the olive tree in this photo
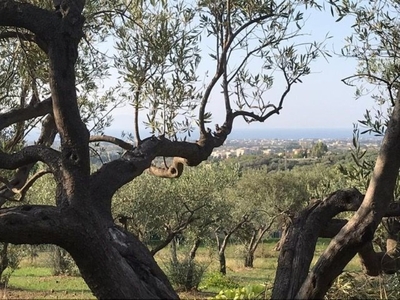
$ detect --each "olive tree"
[0,0,324,298]
[272,0,400,298]
[113,162,240,257]
[227,169,308,268]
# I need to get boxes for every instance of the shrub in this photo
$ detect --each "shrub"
[212,284,265,300]
[200,271,239,290]
[164,258,208,291]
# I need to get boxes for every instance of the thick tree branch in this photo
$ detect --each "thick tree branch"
[320,218,400,276]
[45,0,88,206]
[0,1,57,40]
[0,30,48,52]
[272,188,364,299]
[0,205,62,244]
[0,97,52,131]
[89,134,225,212]
[89,135,133,151]
[0,145,61,172]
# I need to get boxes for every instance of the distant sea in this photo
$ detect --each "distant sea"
[99,127,381,141]
[227,128,376,140]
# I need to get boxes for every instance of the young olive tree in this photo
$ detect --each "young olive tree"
[0,0,324,298]
[231,170,308,268]
[272,1,400,298]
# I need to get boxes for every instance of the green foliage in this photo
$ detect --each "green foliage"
[334,0,400,137]
[227,168,309,218]
[163,258,207,291]
[212,284,265,300]
[200,271,240,290]
[337,127,375,193]
[114,0,201,139]
[25,172,56,205]
[112,162,241,245]
[224,154,303,171]
[291,164,345,200]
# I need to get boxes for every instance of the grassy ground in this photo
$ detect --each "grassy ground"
[1,239,363,299]
[3,252,94,299]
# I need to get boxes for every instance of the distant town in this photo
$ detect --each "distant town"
[210,136,382,160]
[87,134,382,167]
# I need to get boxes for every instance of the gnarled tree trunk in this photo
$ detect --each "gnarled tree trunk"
[272,92,400,299]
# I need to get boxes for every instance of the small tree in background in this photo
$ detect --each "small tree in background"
[228,169,308,268]
[311,141,328,158]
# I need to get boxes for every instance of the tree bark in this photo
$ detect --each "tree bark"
[219,251,227,275]
[170,236,178,265]
[215,232,229,275]
[244,252,254,268]
[0,243,9,284]
[63,212,178,299]
[273,93,400,299]
[272,189,364,299]
[0,204,179,299]
[215,217,249,275]
[244,231,257,268]
[243,223,272,268]
[185,237,201,290]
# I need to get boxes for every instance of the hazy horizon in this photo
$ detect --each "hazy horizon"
[101,126,379,141]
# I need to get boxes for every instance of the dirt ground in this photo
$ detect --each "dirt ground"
[1,289,91,299]
[1,288,216,299]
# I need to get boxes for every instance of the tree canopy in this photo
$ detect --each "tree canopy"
[0,0,326,298]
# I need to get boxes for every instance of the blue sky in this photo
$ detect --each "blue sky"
[105,5,377,137]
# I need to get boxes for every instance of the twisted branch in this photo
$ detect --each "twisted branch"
[0,169,52,202]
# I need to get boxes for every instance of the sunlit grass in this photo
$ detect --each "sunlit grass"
[5,256,94,299]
